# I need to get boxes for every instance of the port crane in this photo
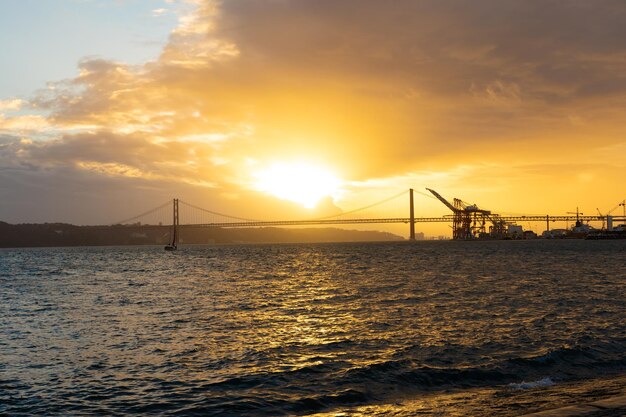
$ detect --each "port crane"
[426,188,506,240]
[566,207,585,229]
[597,200,626,230]
[566,207,583,221]
[596,208,606,230]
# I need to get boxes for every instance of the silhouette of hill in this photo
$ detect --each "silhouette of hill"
[0,222,405,248]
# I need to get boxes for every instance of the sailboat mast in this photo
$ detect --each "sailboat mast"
[173,198,179,247]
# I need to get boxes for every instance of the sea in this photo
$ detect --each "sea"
[1,240,625,416]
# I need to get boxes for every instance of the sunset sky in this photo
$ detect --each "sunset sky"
[1,0,625,237]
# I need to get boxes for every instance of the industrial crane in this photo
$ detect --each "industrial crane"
[596,208,606,230]
[597,200,626,230]
[566,207,585,230]
[426,188,506,240]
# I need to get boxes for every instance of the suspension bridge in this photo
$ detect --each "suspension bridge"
[113,189,625,242]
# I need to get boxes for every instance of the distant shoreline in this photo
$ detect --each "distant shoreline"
[0,221,405,248]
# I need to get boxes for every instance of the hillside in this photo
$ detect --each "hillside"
[0,222,404,248]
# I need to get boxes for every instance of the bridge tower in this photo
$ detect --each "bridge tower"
[165,198,179,250]
[409,188,415,240]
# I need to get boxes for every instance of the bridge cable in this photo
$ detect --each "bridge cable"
[112,200,172,225]
[412,188,438,200]
[178,200,263,223]
[312,189,407,220]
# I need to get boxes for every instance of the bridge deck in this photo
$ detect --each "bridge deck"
[180,215,622,228]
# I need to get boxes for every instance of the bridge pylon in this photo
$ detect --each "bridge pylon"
[165,198,179,250]
[409,188,415,240]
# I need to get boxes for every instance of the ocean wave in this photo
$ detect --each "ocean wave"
[508,341,626,373]
[508,376,555,390]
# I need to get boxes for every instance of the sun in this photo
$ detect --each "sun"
[253,162,341,208]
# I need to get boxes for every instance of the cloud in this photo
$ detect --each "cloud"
[3,131,230,187]
[0,114,49,133]
[28,1,626,157]
[152,8,168,17]
[0,99,26,112]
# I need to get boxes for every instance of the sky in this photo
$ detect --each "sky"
[1,0,625,237]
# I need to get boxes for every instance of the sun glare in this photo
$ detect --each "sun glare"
[254,162,341,208]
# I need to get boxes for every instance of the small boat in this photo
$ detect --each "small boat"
[164,225,178,251]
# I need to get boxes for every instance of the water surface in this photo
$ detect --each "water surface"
[1,240,624,415]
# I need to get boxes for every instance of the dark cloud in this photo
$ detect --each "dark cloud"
[216,0,626,98]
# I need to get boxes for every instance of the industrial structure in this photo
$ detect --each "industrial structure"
[597,200,626,231]
[426,188,507,240]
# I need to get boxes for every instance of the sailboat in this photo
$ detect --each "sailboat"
[164,226,177,251]
[164,198,179,251]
